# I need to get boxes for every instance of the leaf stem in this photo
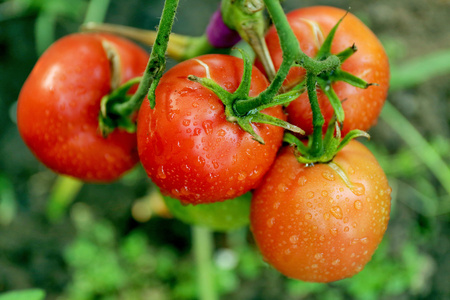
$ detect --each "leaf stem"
[192,225,218,300]
[116,0,179,112]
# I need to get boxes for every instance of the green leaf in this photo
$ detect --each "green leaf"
[0,289,45,300]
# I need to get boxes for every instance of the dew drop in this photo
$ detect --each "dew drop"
[351,183,365,196]
[202,120,213,135]
[348,167,355,175]
[322,171,335,181]
[344,226,349,232]
[306,202,313,208]
[238,173,246,181]
[319,235,325,241]
[360,237,369,244]
[323,213,330,220]
[305,213,312,220]
[193,128,202,136]
[354,200,362,210]
[332,259,340,266]
[218,129,226,137]
[157,166,166,179]
[267,217,275,228]
[330,228,338,236]
[314,253,323,260]
[321,190,328,197]
[330,206,343,219]
[273,202,281,209]
[289,235,299,244]
[212,160,219,169]
[306,191,314,199]
[182,119,190,126]
[278,183,288,192]
[298,176,307,186]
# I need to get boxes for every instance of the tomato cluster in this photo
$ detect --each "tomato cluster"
[17,4,391,283]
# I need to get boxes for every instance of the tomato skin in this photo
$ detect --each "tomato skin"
[17,33,149,182]
[260,6,389,135]
[137,54,285,204]
[250,141,391,282]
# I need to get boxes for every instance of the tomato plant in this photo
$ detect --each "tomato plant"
[137,54,285,204]
[250,140,391,282]
[17,33,149,182]
[258,6,390,135]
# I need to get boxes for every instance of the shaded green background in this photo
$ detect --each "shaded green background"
[1,0,449,299]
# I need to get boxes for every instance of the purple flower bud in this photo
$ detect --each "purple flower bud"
[206,9,241,48]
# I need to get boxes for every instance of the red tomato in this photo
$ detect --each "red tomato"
[17,33,149,182]
[137,54,285,204]
[250,140,391,282]
[259,6,390,135]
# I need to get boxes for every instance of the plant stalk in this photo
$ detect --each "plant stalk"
[192,225,218,300]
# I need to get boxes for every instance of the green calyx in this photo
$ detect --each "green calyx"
[284,120,370,165]
[282,10,374,164]
[188,49,304,144]
[98,77,142,137]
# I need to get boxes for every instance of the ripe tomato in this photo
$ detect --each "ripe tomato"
[163,192,251,231]
[17,33,149,182]
[259,6,389,135]
[250,140,391,282]
[137,54,285,204]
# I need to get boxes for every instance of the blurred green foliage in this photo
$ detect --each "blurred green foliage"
[0,0,449,299]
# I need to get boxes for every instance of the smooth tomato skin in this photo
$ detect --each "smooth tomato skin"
[260,6,390,135]
[17,33,149,182]
[250,141,391,282]
[137,54,285,204]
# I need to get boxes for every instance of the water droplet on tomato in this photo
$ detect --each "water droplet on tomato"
[351,183,365,196]
[305,213,312,220]
[330,206,343,219]
[323,213,330,220]
[321,190,328,197]
[306,191,314,199]
[182,119,190,126]
[314,253,323,260]
[332,259,340,266]
[360,237,369,244]
[354,200,362,210]
[157,166,166,179]
[193,128,202,136]
[344,226,349,232]
[267,217,275,228]
[322,171,335,181]
[278,183,288,192]
[289,235,299,244]
[202,120,213,135]
[330,228,338,236]
[212,160,219,169]
[306,202,313,208]
[298,176,307,186]
[218,129,226,137]
[234,172,245,181]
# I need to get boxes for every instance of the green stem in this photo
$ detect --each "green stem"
[192,226,218,300]
[46,176,83,222]
[306,72,324,156]
[83,0,110,23]
[115,0,179,112]
[233,0,340,115]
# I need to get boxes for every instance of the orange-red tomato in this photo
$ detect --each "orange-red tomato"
[259,6,390,135]
[17,33,149,182]
[250,141,391,282]
[137,54,285,204]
